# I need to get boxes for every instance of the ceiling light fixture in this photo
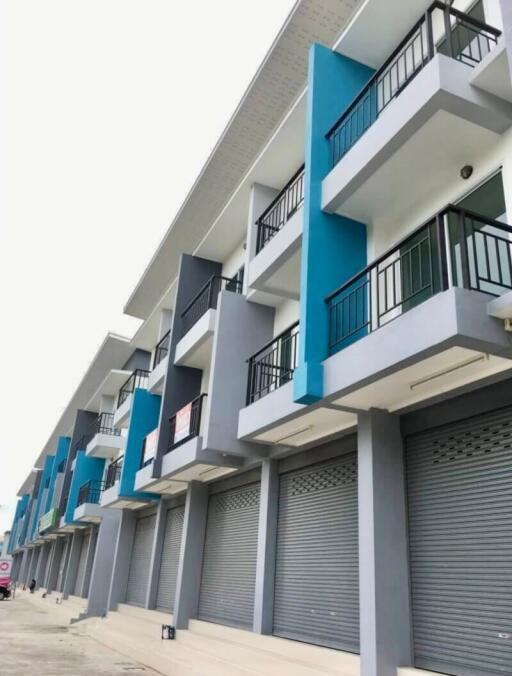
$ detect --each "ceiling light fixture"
[273,425,314,444]
[409,353,488,391]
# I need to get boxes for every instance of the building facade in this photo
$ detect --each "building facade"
[9,2,512,675]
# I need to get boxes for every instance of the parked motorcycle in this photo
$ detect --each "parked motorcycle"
[0,585,12,600]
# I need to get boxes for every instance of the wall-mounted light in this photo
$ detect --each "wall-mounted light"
[460,165,473,180]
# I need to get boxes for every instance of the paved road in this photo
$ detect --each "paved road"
[0,594,161,675]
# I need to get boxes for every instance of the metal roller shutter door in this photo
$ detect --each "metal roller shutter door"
[198,482,260,629]
[156,506,184,612]
[74,531,90,597]
[273,454,359,652]
[406,406,512,676]
[126,514,156,607]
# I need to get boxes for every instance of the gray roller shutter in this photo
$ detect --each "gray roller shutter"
[74,531,90,597]
[126,514,156,607]
[156,506,184,612]
[198,482,260,629]
[273,454,359,652]
[56,538,70,592]
[406,406,512,676]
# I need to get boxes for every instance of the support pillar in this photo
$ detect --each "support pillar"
[80,526,98,599]
[46,537,65,593]
[35,543,50,590]
[27,547,40,585]
[62,532,82,599]
[107,510,135,611]
[145,499,167,610]
[173,481,208,629]
[56,535,72,593]
[358,409,413,676]
[86,511,122,616]
[253,459,278,634]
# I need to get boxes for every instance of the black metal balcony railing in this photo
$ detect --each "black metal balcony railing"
[327,2,501,167]
[153,330,171,369]
[77,480,105,507]
[256,165,305,254]
[57,459,66,473]
[246,322,300,405]
[166,394,207,452]
[180,276,243,338]
[105,456,123,490]
[91,411,121,437]
[117,369,150,408]
[326,205,512,355]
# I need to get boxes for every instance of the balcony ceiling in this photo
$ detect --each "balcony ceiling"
[334,0,435,68]
[124,0,365,320]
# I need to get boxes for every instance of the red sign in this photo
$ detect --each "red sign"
[174,403,192,443]
[142,428,159,465]
[0,559,12,587]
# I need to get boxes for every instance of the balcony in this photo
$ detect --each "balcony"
[85,412,124,459]
[148,330,170,395]
[246,323,300,404]
[175,276,242,369]
[239,322,313,445]
[323,3,509,225]
[167,393,206,452]
[113,369,150,427]
[321,203,512,412]
[248,167,304,304]
[104,455,123,491]
[74,480,105,524]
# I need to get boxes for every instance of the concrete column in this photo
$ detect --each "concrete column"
[46,537,65,593]
[107,510,135,611]
[145,499,167,610]
[80,526,98,598]
[173,481,208,629]
[56,535,72,593]
[253,459,278,634]
[86,511,122,616]
[62,532,82,599]
[35,543,50,590]
[42,541,56,589]
[25,549,36,585]
[358,409,413,676]
[10,554,19,582]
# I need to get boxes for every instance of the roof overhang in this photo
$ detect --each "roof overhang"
[27,333,132,476]
[123,0,365,320]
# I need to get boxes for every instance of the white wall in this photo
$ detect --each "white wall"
[273,298,300,336]
[369,127,512,260]
[222,240,246,279]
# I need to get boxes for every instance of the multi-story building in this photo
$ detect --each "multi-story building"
[9,1,512,675]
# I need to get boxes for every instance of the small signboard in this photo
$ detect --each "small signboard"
[142,428,159,465]
[0,559,12,587]
[174,402,192,444]
[38,507,58,535]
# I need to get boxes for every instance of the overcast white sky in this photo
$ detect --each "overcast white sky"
[0,0,296,534]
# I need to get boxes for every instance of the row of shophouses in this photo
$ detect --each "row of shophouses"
[7,1,512,675]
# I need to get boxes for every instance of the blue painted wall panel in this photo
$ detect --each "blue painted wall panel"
[294,44,374,404]
[64,451,105,524]
[120,388,161,501]
[44,436,71,513]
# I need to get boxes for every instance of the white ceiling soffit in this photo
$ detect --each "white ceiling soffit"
[30,333,132,475]
[124,0,364,320]
[334,0,433,68]
[17,469,39,498]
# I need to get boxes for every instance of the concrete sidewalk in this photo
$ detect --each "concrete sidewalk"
[0,593,161,676]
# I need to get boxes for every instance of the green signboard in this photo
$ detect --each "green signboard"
[38,508,58,534]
